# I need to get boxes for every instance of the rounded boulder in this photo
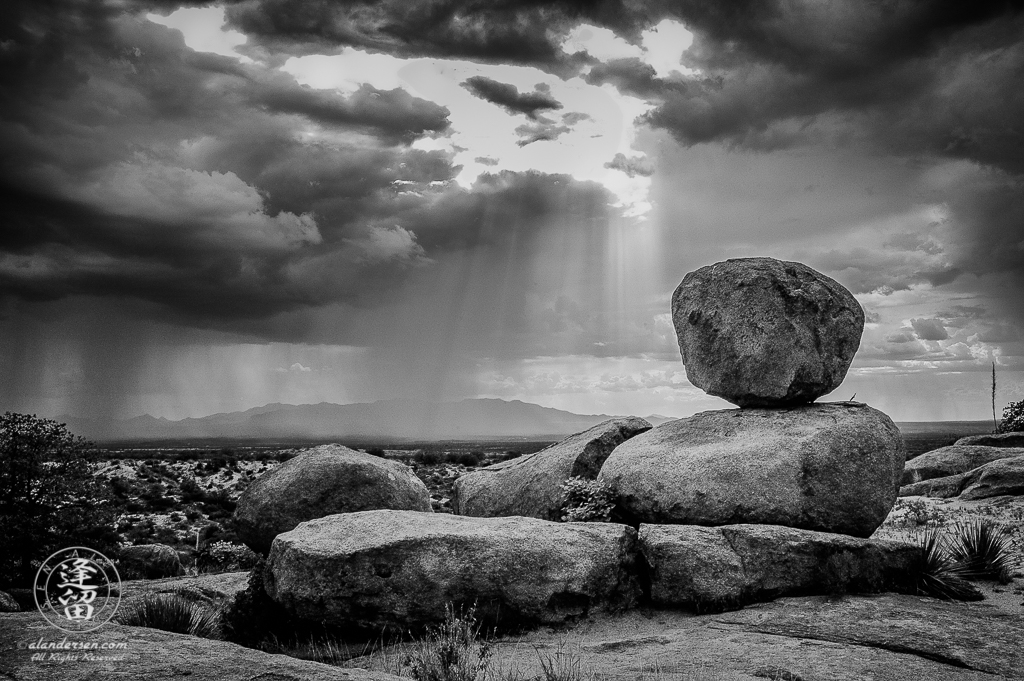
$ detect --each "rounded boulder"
[598,402,904,537]
[672,257,864,407]
[235,445,431,554]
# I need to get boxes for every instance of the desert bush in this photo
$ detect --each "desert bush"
[448,451,486,467]
[406,604,493,681]
[559,477,616,523]
[196,540,259,573]
[116,592,219,638]
[948,519,1019,583]
[415,449,445,465]
[365,447,387,458]
[909,527,983,601]
[0,412,120,588]
[495,450,523,463]
[998,398,1024,433]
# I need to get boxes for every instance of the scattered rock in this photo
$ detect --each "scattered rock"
[671,257,864,407]
[118,543,185,579]
[955,432,1024,448]
[898,474,965,498]
[235,445,432,554]
[0,591,19,612]
[901,445,1024,485]
[0,612,402,681]
[599,403,904,537]
[640,524,918,612]
[959,456,1024,500]
[265,510,641,632]
[452,417,651,520]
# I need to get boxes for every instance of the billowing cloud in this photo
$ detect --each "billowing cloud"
[911,317,950,341]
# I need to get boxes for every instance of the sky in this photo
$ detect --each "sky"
[2,0,1023,423]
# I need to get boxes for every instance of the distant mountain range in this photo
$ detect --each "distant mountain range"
[59,399,678,443]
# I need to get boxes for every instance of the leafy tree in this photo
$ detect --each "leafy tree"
[0,413,120,588]
[997,398,1024,433]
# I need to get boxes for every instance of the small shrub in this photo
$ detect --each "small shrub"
[909,527,983,601]
[365,447,387,457]
[536,639,591,681]
[447,451,485,467]
[415,449,445,465]
[998,398,1024,433]
[559,477,616,523]
[406,604,492,681]
[196,540,259,573]
[949,519,1019,583]
[115,593,219,638]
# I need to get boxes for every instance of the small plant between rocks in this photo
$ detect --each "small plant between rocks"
[559,477,616,523]
[115,592,219,638]
[406,603,493,681]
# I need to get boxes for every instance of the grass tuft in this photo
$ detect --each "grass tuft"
[406,603,493,681]
[115,592,220,638]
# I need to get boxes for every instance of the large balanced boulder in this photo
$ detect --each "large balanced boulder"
[264,510,640,632]
[900,445,1024,485]
[672,258,864,407]
[956,432,1024,448]
[453,417,651,519]
[958,456,1024,500]
[235,445,431,554]
[640,524,919,612]
[118,543,185,579]
[598,402,904,537]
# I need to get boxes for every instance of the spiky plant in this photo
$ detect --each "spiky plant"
[910,527,984,601]
[115,592,220,638]
[949,519,1019,584]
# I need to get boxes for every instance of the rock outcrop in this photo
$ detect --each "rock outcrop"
[639,524,918,611]
[598,403,904,536]
[264,510,640,632]
[118,543,185,579]
[898,474,965,498]
[955,432,1024,448]
[0,612,402,681]
[901,445,1024,485]
[671,257,863,407]
[235,445,431,554]
[958,456,1024,500]
[453,417,651,519]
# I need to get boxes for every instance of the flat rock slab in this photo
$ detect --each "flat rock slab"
[900,473,966,498]
[0,612,402,681]
[235,444,431,553]
[672,257,863,407]
[959,456,1024,500]
[599,403,904,536]
[640,524,918,612]
[902,445,1024,485]
[957,432,1024,448]
[452,417,651,520]
[349,595,1023,680]
[265,510,641,632]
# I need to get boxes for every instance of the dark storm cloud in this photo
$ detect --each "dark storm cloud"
[641,0,1024,172]
[911,318,950,341]
[0,0,457,326]
[224,0,645,73]
[461,76,563,119]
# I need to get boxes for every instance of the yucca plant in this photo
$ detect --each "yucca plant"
[115,592,220,638]
[910,527,983,601]
[948,519,1019,583]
